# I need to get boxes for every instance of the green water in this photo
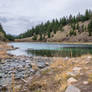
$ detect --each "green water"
[27,47,92,57]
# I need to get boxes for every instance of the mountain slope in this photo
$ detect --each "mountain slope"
[15,9,92,42]
[15,20,92,42]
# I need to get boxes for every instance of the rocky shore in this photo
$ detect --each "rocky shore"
[0,55,52,92]
[0,54,92,92]
[2,55,92,92]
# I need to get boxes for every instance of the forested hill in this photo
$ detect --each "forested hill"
[15,9,92,42]
[0,24,7,41]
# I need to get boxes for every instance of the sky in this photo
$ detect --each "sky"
[0,0,92,35]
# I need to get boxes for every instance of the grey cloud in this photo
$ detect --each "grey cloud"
[0,0,92,35]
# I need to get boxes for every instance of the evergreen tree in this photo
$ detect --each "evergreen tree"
[48,31,51,38]
[88,20,92,36]
[32,35,37,40]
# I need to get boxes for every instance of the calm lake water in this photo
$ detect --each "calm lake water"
[8,42,92,57]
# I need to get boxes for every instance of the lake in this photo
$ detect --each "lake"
[8,42,92,57]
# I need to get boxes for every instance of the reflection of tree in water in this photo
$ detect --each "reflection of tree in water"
[26,47,92,57]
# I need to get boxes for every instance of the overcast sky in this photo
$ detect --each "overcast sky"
[0,0,92,35]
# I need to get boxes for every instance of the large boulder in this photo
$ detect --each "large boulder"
[65,85,81,92]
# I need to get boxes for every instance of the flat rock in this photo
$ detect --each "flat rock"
[0,75,2,78]
[83,81,88,85]
[65,85,81,92]
[67,77,78,85]
[72,67,81,75]
[37,62,46,69]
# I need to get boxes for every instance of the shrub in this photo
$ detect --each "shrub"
[69,30,76,36]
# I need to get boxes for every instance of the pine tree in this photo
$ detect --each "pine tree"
[88,20,92,36]
[48,31,51,38]
[85,9,90,20]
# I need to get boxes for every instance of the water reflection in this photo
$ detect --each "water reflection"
[26,47,92,57]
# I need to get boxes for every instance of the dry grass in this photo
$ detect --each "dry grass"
[7,55,92,92]
[27,57,79,92]
[0,43,14,59]
[12,73,16,92]
[88,73,92,83]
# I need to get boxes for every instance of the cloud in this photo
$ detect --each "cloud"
[0,0,92,35]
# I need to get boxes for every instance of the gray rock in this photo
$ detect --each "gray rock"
[65,85,81,92]
[37,62,46,69]
[0,75,2,78]
[0,73,4,78]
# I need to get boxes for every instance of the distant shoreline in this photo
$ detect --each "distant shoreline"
[11,41,92,45]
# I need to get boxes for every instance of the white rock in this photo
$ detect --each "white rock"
[65,85,81,92]
[88,56,92,59]
[83,81,88,85]
[65,57,69,60]
[67,77,78,85]
[72,67,81,75]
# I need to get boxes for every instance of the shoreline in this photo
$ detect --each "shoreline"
[10,41,92,44]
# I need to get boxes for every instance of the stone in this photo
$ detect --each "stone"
[65,85,81,92]
[0,73,4,78]
[45,62,49,66]
[65,57,69,60]
[83,81,88,85]
[25,60,30,63]
[67,67,82,77]
[67,77,78,85]
[0,60,6,64]
[72,67,81,75]
[30,69,35,73]
[0,75,2,78]
[37,62,46,69]
[88,56,92,59]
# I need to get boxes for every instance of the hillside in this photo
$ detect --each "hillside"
[15,9,92,42]
[0,24,7,41]
[15,20,92,42]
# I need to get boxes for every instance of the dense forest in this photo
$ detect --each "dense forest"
[7,9,92,41]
